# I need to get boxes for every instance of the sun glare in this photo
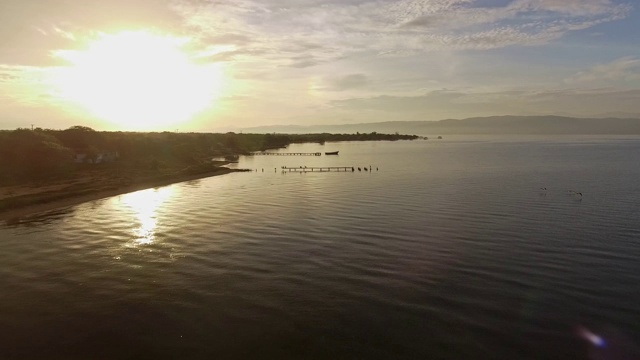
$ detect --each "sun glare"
[50,31,225,130]
[120,187,174,245]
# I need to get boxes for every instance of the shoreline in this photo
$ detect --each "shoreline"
[0,167,245,223]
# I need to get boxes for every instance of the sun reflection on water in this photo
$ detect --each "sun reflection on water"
[119,187,174,245]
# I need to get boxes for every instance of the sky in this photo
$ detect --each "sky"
[0,0,639,131]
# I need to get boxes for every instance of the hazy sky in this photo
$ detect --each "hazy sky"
[1,0,639,131]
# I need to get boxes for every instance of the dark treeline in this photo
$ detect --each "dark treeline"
[0,126,417,184]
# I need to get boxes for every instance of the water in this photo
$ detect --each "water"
[1,136,640,359]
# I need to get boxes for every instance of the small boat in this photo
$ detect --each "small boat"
[325,151,339,155]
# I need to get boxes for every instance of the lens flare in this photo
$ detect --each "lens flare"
[577,326,606,348]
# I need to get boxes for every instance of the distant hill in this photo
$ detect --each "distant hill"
[232,116,640,135]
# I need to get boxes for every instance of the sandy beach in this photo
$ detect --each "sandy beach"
[0,167,244,223]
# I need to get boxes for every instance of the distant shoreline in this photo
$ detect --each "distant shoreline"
[0,167,244,223]
[231,115,640,136]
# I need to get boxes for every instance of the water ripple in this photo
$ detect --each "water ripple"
[2,138,640,359]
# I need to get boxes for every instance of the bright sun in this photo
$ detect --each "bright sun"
[50,31,225,130]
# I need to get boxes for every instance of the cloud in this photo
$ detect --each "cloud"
[0,72,18,82]
[0,65,41,83]
[0,0,632,68]
[323,74,369,91]
[195,47,271,63]
[289,59,322,68]
[0,64,58,108]
[0,0,637,129]
[0,0,183,65]
[330,88,640,120]
[399,0,631,49]
[52,26,77,41]
[513,0,620,16]
[168,0,632,70]
[565,57,640,84]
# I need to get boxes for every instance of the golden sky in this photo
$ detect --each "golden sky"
[1,0,639,131]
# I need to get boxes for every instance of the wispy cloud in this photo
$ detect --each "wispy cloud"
[0,64,56,106]
[565,57,640,84]
[170,0,632,67]
[52,26,77,41]
[320,74,369,91]
[0,71,18,82]
[0,0,632,68]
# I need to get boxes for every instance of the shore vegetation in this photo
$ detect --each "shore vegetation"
[0,127,417,218]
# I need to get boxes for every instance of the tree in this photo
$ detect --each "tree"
[55,125,106,150]
[0,129,72,183]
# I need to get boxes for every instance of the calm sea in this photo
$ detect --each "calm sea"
[1,136,640,359]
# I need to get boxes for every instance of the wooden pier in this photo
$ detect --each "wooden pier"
[252,152,321,156]
[281,166,355,172]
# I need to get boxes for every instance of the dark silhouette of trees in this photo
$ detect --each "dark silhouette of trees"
[0,126,417,185]
[262,134,291,150]
[56,126,106,150]
[0,129,72,183]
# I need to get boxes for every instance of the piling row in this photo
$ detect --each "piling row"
[252,152,322,156]
[281,166,369,172]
